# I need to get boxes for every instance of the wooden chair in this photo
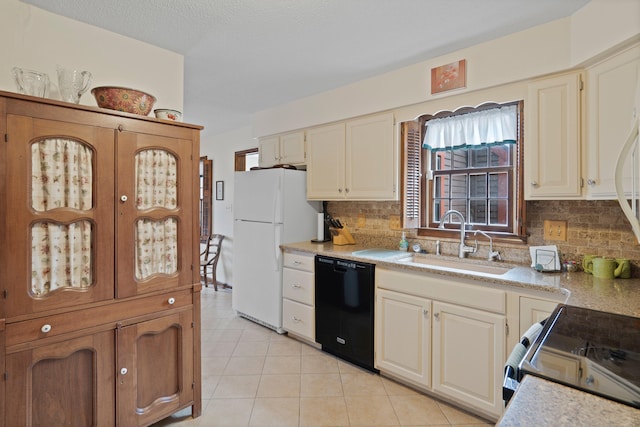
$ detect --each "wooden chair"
[200,234,225,290]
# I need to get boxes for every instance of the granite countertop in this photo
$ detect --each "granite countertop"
[282,241,640,318]
[497,376,640,426]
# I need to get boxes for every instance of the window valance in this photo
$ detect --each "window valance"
[422,105,517,151]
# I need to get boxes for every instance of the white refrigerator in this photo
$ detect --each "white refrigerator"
[232,168,320,332]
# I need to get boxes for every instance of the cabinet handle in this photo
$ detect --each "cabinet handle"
[434,312,440,320]
[168,297,176,305]
[120,195,128,202]
[291,283,301,288]
[293,260,302,265]
[40,324,52,333]
[120,368,128,375]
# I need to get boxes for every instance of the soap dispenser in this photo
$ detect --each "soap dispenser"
[399,232,409,251]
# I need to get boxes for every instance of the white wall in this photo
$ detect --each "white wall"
[200,125,256,286]
[252,0,640,138]
[0,0,183,111]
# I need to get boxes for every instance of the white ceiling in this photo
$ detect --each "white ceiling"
[22,0,590,135]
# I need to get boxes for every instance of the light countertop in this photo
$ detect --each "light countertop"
[497,376,639,426]
[282,241,640,318]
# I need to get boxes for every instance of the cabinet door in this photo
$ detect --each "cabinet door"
[585,45,640,199]
[432,301,505,418]
[376,289,431,387]
[259,135,279,168]
[519,296,558,337]
[307,123,346,200]
[525,72,582,199]
[5,116,115,318]
[279,131,306,165]
[117,310,194,427]
[346,113,396,199]
[6,330,115,427]
[116,131,194,298]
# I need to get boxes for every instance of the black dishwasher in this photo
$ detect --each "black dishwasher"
[315,255,377,372]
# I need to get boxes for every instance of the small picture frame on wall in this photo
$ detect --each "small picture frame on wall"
[431,59,466,94]
[215,181,224,200]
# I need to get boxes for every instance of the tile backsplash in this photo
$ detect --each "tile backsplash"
[326,199,640,276]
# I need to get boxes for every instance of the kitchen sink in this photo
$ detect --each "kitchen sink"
[395,254,514,276]
[351,248,413,260]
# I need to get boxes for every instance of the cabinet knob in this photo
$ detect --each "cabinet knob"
[530,181,538,187]
[338,188,343,193]
[423,309,429,316]
[345,188,349,193]
[168,297,176,305]
[120,368,128,375]
[291,283,301,288]
[434,312,440,320]
[292,316,301,323]
[120,195,128,202]
[587,179,596,186]
[41,324,52,333]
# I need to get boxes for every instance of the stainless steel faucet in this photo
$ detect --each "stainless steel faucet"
[473,230,502,261]
[437,209,476,258]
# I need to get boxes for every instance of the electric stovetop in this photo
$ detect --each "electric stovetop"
[519,304,640,409]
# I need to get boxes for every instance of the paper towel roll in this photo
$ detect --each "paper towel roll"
[317,213,325,241]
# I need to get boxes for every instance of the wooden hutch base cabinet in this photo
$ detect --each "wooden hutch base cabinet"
[0,90,203,427]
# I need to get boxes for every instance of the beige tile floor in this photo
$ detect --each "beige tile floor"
[153,287,493,427]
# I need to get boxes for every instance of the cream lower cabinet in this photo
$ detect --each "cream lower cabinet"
[282,252,315,342]
[525,71,582,199]
[375,267,506,420]
[518,296,559,336]
[431,301,505,418]
[376,289,431,387]
[307,112,396,200]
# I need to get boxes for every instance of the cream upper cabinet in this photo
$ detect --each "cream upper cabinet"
[585,44,640,199]
[307,112,396,200]
[307,122,346,199]
[345,113,396,199]
[525,71,583,199]
[259,130,306,167]
[376,289,431,387]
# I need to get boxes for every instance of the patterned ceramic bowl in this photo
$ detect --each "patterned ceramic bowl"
[91,86,156,115]
[154,108,182,121]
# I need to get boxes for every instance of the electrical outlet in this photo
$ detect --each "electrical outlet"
[389,215,401,230]
[543,220,567,241]
[357,214,366,228]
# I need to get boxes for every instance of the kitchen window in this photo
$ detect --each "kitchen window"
[402,101,526,241]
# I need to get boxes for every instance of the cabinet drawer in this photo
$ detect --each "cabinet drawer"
[283,299,315,340]
[283,268,314,305]
[5,289,192,349]
[376,268,506,314]
[283,252,314,272]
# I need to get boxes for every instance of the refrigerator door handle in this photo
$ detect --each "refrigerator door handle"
[274,224,282,272]
[273,174,282,224]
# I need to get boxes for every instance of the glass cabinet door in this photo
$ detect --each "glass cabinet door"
[116,130,194,298]
[5,116,115,318]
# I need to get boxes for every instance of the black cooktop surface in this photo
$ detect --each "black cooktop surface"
[520,305,640,409]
